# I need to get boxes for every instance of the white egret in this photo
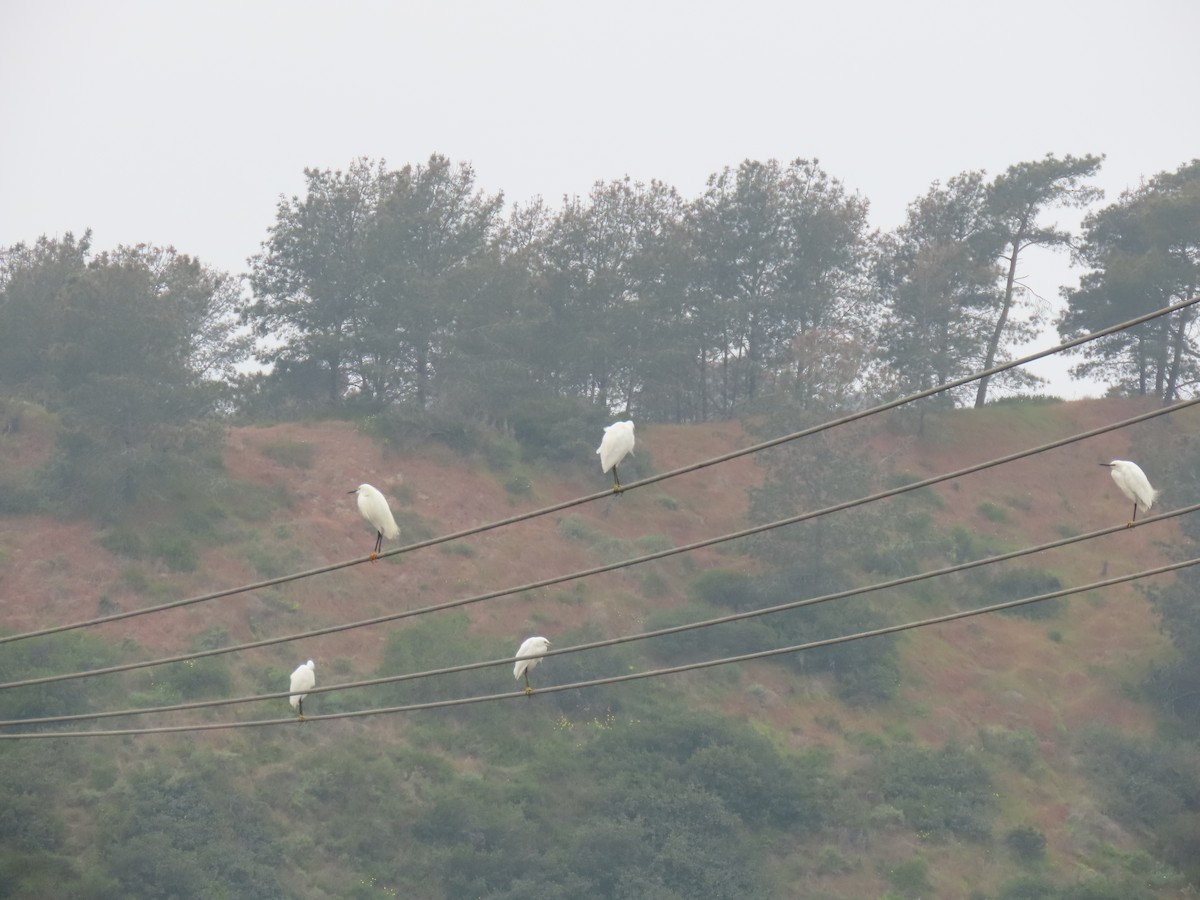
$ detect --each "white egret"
[289,659,316,720]
[597,420,635,493]
[513,636,550,696]
[349,483,399,560]
[1100,460,1158,527]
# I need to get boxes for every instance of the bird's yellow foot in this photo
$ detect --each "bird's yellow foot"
[524,686,533,696]
[612,484,623,494]
[297,715,306,722]
[368,551,379,562]
[1125,521,1136,529]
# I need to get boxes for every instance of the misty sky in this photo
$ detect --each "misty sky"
[2,0,1198,397]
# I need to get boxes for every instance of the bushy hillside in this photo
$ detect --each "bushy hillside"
[0,397,1197,899]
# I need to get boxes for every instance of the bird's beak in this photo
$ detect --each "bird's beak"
[1098,463,1112,468]
[347,489,357,494]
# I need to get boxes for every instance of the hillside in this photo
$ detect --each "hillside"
[0,396,1194,899]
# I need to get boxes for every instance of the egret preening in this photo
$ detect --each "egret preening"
[597,420,635,493]
[289,659,316,720]
[514,636,550,696]
[1100,460,1158,527]
[349,483,399,560]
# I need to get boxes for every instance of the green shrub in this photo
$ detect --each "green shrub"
[375,614,492,706]
[690,569,758,611]
[259,438,315,469]
[980,724,1040,768]
[639,571,670,597]
[556,514,600,544]
[98,526,144,559]
[644,602,774,665]
[978,500,1009,522]
[881,855,931,898]
[148,531,198,572]
[359,404,484,455]
[634,533,673,554]
[996,874,1059,899]
[119,566,149,594]
[506,395,607,463]
[814,845,857,875]
[1006,825,1047,864]
[503,474,533,496]
[869,742,994,840]
[96,595,119,615]
[1075,727,1200,832]
[869,803,906,828]
[157,658,232,699]
[980,568,1066,618]
[0,479,41,514]
[221,480,294,522]
[482,433,521,471]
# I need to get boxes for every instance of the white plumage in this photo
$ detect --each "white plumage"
[1101,460,1158,527]
[350,483,400,559]
[597,420,635,492]
[513,636,550,695]
[289,659,316,719]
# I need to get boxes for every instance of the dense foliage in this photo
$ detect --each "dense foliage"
[2,151,1199,898]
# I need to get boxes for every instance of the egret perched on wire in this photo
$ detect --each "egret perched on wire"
[289,659,316,721]
[1100,460,1158,527]
[597,420,635,493]
[349,483,399,560]
[514,636,550,696]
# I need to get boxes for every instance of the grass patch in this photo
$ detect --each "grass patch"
[147,531,198,572]
[221,480,295,522]
[557,514,601,544]
[259,438,315,469]
[98,526,144,559]
[0,479,41,514]
[242,535,304,579]
[98,525,197,571]
[503,474,533,497]
[119,566,149,594]
[977,501,1009,522]
[634,533,674,554]
[640,571,670,597]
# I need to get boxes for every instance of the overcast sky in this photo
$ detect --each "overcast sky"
[3,0,1198,397]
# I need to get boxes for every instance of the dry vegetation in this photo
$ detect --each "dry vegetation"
[0,396,1190,898]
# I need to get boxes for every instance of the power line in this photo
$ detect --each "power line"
[6,501,1197,728]
[3,295,1195,647]
[5,553,1196,739]
[2,396,1196,694]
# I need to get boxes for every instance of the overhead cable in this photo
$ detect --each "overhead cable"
[2,294,1195,647]
[4,553,1197,739]
[2,395,1196,694]
[5,501,1196,728]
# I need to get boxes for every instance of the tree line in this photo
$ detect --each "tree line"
[1,154,1197,463]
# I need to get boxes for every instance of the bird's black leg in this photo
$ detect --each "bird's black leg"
[523,671,533,696]
[298,698,304,721]
[371,531,382,560]
[612,466,623,494]
[1128,503,1138,528]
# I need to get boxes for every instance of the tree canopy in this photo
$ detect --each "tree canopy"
[1059,159,1200,401]
[6,151,1198,462]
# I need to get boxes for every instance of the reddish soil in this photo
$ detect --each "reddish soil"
[0,398,1189,888]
